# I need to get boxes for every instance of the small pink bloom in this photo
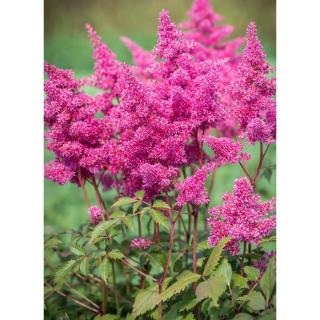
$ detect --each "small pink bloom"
[130,237,152,250]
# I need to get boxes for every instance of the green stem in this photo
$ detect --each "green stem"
[111,261,120,315]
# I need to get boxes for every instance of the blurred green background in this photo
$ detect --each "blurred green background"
[44,0,276,233]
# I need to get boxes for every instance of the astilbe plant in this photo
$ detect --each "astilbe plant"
[44,1,276,319]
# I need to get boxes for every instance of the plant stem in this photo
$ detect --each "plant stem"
[65,283,100,310]
[92,177,110,219]
[192,207,201,320]
[111,261,120,315]
[78,172,91,207]
[158,217,177,320]
[48,284,100,314]
[137,214,142,237]
[240,241,247,276]
[102,281,108,314]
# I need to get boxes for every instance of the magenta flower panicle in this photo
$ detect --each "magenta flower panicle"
[204,136,250,165]
[176,163,217,207]
[208,177,276,255]
[230,22,276,145]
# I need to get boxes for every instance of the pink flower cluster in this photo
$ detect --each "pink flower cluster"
[130,237,152,250]
[89,206,103,225]
[44,0,276,227]
[208,177,276,255]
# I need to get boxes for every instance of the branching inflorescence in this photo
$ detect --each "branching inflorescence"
[44,0,276,318]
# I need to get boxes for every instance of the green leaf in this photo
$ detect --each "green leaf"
[232,313,254,320]
[179,296,203,312]
[247,291,265,311]
[153,199,170,210]
[215,258,232,286]
[182,314,195,320]
[54,260,76,285]
[123,216,134,232]
[259,256,276,306]
[195,275,226,307]
[108,249,125,260]
[244,266,260,281]
[89,219,119,245]
[133,201,141,213]
[256,309,276,320]
[151,209,169,230]
[231,273,248,289]
[98,257,111,284]
[140,207,151,218]
[80,257,89,276]
[94,315,120,320]
[111,210,126,218]
[203,237,231,276]
[70,244,85,256]
[45,237,62,248]
[134,190,145,201]
[159,271,201,303]
[132,287,159,316]
[112,197,136,208]
[197,240,210,251]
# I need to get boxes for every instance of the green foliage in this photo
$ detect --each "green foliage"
[99,257,111,284]
[153,199,171,210]
[259,257,276,307]
[112,197,137,208]
[203,237,231,276]
[151,208,170,230]
[247,291,266,311]
[244,266,260,281]
[132,287,159,316]
[196,275,227,306]
[159,271,201,303]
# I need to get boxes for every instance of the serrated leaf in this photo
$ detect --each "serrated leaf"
[203,237,231,276]
[54,260,76,284]
[232,313,254,320]
[232,273,248,289]
[140,207,150,218]
[123,216,134,232]
[133,287,159,316]
[108,249,125,260]
[80,257,89,276]
[45,238,62,248]
[134,190,145,201]
[153,200,170,210]
[247,291,265,311]
[98,257,111,284]
[111,210,126,218]
[89,219,119,245]
[196,275,226,307]
[179,297,203,312]
[215,258,232,286]
[151,209,169,230]
[259,256,276,306]
[197,240,210,251]
[112,197,136,208]
[159,271,200,303]
[133,201,141,213]
[71,244,85,256]
[244,266,260,281]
